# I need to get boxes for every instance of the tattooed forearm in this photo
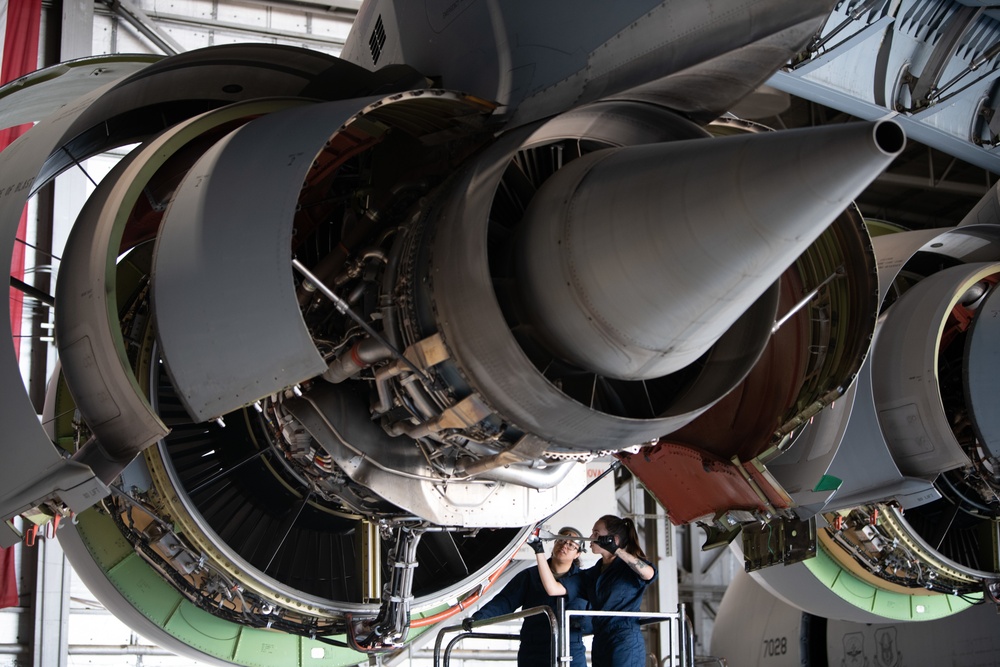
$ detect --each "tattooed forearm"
[617,551,655,580]
[627,559,647,575]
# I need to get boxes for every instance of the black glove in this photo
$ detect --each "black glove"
[596,535,617,552]
[462,617,475,632]
[526,534,545,554]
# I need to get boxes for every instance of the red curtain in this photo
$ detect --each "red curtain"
[3,0,41,361]
[0,545,15,608]
[1,0,42,611]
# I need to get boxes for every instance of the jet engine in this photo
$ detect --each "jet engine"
[726,219,1000,624]
[0,1,924,663]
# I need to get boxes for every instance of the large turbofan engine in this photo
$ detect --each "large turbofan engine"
[42,79,900,660]
[0,4,908,661]
[735,219,1000,624]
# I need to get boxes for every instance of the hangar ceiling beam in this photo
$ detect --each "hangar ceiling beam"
[101,0,184,54]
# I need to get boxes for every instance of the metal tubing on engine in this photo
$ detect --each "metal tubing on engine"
[516,120,904,380]
[323,337,393,383]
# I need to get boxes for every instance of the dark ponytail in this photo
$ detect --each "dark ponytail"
[599,514,647,561]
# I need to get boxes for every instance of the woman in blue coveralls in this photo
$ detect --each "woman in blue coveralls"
[464,526,591,665]
[536,515,656,667]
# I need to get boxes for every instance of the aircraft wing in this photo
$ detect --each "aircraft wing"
[770,0,1000,173]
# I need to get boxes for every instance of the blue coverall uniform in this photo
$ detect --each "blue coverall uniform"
[560,557,657,667]
[472,561,591,666]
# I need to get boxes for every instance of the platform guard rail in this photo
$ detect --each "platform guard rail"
[433,601,693,667]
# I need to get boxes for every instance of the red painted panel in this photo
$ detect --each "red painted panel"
[620,442,766,525]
